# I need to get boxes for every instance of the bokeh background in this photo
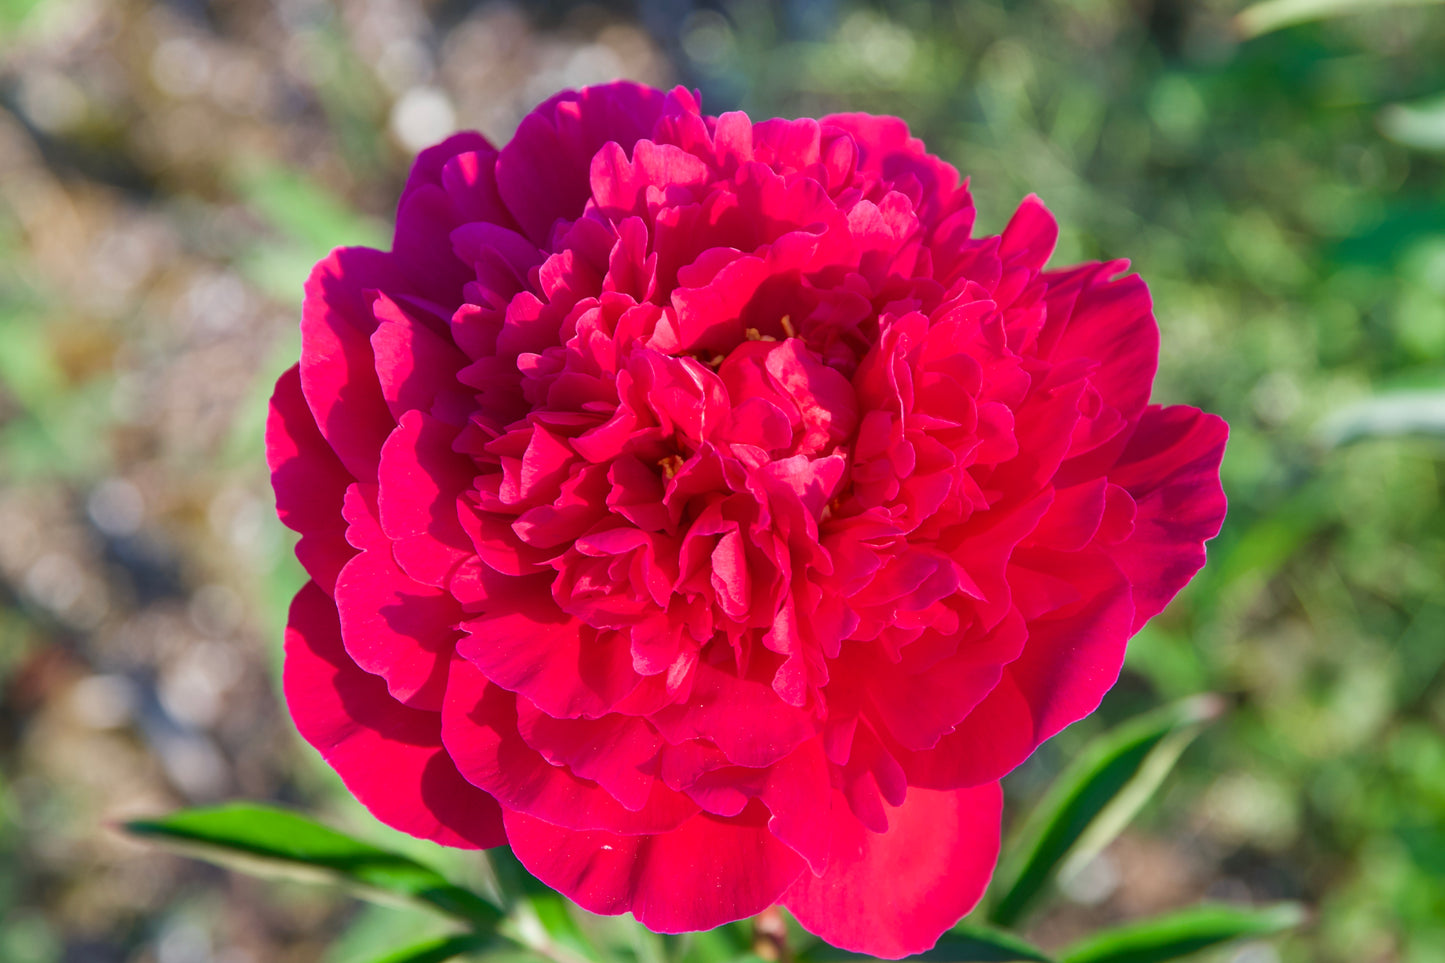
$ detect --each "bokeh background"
[2,0,1445,961]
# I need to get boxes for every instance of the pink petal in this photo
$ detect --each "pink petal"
[283,582,504,848]
[300,248,405,482]
[333,541,462,711]
[370,294,470,425]
[457,579,645,719]
[378,410,474,587]
[496,82,667,244]
[504,802,805,933]
[648,659,816,768]
[782,784,1001,959]
[267,365,355,594]
[900,552,1134,788]
[513,698,664,812]
[1106,405,1228,629]
[441,657,695,833]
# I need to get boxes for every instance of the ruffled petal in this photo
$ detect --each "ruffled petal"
[267,365,355,594]
[300,248,406,482]
[283,582,504,848]
[442,657,697,834]
[1106,405,1228,629]
[505,802,805,933]
[782,784,1001,960]
[333,544,460,711]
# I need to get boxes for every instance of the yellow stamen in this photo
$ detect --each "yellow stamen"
[780,315,796,338]
[659,454,685,480]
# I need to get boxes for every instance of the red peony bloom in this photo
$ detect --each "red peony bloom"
[268,82,1226,958]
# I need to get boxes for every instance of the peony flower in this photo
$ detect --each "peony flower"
[268,82,1226,958]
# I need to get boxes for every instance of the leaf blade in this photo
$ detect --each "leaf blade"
[1058,903,1305,963]
[987,696,1223,928]
[362,934,492,963]
[123,803,500,930]
[1234,0,1445,38]
[809,924,1054,963]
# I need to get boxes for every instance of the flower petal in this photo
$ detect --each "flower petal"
[1107,405,1229,629]
[782,783,1002,959]
[283,582,504,848]
[505,802,805,932]
[267,365,355,594]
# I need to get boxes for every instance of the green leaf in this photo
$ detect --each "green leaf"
[123,804,500,930]
[1313,390,1445,447]
[1058,903,1305,963]
[1234,0,1445,38]
[363,934,491,963]
[485,847,597,963]
[987,696,1224,928]
[1379,97,1445,153]
[809,924,1054,963]
[230,164,387,255]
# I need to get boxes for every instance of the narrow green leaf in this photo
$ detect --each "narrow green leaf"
[929,926,1057,962]
[363,934,491,963]
[123,804,500,930]
[1313,390,1445,447]
[1059,903,1305,963]
[1379,97,1445,153]
[230,164,387,254]
[486,847,597,963]
[809,924,1054,963]
[987,696,1224,929]
[1234,0,1444,38]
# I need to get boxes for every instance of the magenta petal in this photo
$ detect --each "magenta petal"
[457,580,644,719]
[370,294,469,424]
[514,698,664,811]
[901,554,1134,789]
[505,802,805,933]
[782,784,1001,959]
[267,365,355,594]
[442,657,696,833]
[399,130,495,210]
[300,248,405,482]
[378,410,474,587]
[333,544,461,711]
[1107,405,1228,629]
[649,660,816,768]
[496,82,667,243]
[283,582,504,849]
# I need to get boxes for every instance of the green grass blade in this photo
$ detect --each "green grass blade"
[1313,390,1445,447]
[809,924,1054,962]
[1058,903,1305,963]
[123,803,500,930]
[987,696,1224,929]
[1234,0,1445,38]
[363,934,493,963]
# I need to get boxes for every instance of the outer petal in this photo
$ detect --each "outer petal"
[899,552,1134,789]
[283,582,504,849]
[496,82,667,244]
[333,545,461,711]
[267,365,355,594]
[505,802,805,933]
[457,579,645,719]
[441,657,697,834]
[1107,404,1229,629]
[782,784,1002,959]
[300,248,407,482]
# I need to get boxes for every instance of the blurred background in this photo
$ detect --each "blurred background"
[2,0,1444,961]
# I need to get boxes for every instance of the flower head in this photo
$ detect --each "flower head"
[269,82,1227,958]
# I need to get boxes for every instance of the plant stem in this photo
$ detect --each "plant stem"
[753,907,791,963]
